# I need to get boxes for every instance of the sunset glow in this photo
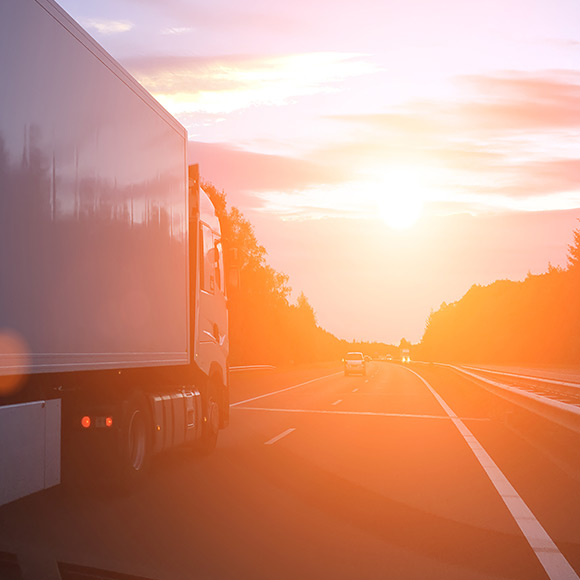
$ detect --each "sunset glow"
[4,5,580,571]
[378,194,423,231]
[58,0,580,343]
[135,53,379,116]
[374,167,426,230]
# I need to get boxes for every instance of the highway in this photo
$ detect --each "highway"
[1,361,580,580]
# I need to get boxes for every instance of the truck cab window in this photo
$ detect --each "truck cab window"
[201,224,214,293]
[214,240,224,292]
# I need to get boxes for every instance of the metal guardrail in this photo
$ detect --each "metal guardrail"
[441,364,580,435]
[461,365,580,390]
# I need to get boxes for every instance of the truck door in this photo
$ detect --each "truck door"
[196,193,228,376]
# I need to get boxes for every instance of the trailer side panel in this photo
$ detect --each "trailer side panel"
[0,0,189,378]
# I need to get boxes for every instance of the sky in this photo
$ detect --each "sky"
[58,0,580,344]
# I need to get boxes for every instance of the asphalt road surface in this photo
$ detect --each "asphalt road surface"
[1,361,580,580]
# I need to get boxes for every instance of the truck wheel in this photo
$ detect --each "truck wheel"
[118,392,152,489]
[197,378,220,455]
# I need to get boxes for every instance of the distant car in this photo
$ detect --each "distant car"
[401,349,411,363]
[344,352,366,376]
[386,354,393,361]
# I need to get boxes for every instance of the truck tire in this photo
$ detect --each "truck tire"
[117,392,152,489]
[197,376,220,455]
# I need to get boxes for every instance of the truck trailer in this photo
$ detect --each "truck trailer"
[0,0,229,505]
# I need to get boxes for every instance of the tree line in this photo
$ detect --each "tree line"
[415,221,580,365]
[203,181,355,365]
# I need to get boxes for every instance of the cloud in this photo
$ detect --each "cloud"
[473,158,580,201]
[547,38,580,49]
[456,100,580,133]
[525,158,580,192]
[79,18,134,35]
[254,186,372,221]
[190,138,580,222]
[119,0,300,35]
[459,71,580,99]
[332,71,580,139]
[160,27,193,36]
[188,141,347,206]
[171,68,580,221]
[126,52,381,115]
[304,70,580,212]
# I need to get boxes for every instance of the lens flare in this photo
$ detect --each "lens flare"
[0,330,30,396]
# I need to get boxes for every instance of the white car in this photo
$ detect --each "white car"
[344,352,366,376]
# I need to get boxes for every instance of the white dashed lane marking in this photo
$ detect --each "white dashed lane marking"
[264,428,296,445]
[232,371,342,407]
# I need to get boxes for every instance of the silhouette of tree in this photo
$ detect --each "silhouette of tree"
[417,219,580,365]
[568,220,580,272]
[201,180,345,365]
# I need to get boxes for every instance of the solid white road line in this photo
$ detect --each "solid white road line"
[331,399,342,406]
[405,366,580,580]
[233,406,490,421]
[264,428,295,445]
[231,371,342,407]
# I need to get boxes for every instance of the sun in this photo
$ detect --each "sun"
[375,167,425,230]
[378,193,423,230]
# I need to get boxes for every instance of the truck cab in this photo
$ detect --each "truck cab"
[196,188,228,377]
[195,186,229,431]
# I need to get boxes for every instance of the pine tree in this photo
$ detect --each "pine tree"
[567,220,580,271]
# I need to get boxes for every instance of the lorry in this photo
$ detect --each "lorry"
[0,0,229,505]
